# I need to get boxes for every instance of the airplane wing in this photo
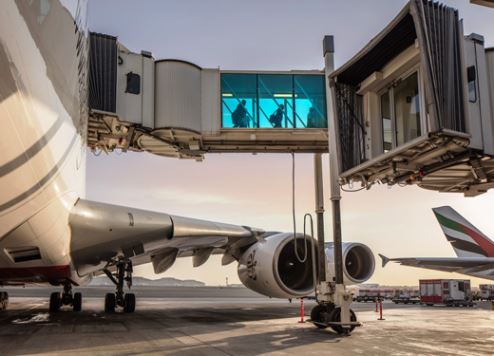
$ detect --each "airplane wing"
[379,254,494,274]
[69,199,266,277]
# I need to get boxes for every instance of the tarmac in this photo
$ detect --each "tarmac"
[0,287,493,355]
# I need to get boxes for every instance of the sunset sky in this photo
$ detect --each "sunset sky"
[87,0,494,287]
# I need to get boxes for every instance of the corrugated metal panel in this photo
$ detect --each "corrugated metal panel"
[411,0,466,133]
[333,83,366,172]
[154,60,202,131]
[88,33,117,112]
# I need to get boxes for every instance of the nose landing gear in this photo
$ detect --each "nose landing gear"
[103,258,136,313]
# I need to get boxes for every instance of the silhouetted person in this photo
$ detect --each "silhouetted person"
[232,100,248,128]
[269,104,284,128]
[307,107,317,128]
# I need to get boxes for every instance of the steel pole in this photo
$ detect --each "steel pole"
[313,153,326,282]
[323,35,344,285]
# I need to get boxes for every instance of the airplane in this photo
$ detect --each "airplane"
[380,206,494,281]
[0,1,375,313]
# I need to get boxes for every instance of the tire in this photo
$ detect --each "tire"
[123,293,136,313]
[49,292,61,312]
[73,292,82,312]
[0,292,8,311]
[310,304,333,329]
[105,293,116,313]
[328,307,357,335]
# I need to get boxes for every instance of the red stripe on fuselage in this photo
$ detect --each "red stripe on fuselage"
[460,225,494,257]
[0,265,71,283]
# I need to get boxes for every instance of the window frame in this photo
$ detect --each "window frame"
[220,71,327,130]
[378,66,425,152]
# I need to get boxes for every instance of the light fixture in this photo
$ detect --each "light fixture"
[222,93,233,97]
[273,93,298,98]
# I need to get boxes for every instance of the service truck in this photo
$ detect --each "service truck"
[392,288,420,304]
[420,279,474,307]
[479,284,494,301]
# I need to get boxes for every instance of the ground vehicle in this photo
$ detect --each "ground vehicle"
[392,289,420,304]
[420,279,474,307]
[479,284,494,300]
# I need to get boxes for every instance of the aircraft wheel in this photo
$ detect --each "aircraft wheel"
[123,293,136,313]
[328,307,357,335]
[105,293,116,313]
[73,292,82,312]
[310,304,333,329]
[0,292,8,310]
[49,292,61,312]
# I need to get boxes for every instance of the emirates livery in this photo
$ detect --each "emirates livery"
[381,206,494,281]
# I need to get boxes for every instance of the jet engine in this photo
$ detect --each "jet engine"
[325,242,375,285]
[238,233,375,299]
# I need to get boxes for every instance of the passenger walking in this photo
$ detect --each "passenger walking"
[232,100,249,128]
[307,107,317,128]
[269,104,284,128]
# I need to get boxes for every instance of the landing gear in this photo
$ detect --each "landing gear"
[0,292,9,311]
[103,259,136,313]
[310,302,357,335]
[49,283,82,312]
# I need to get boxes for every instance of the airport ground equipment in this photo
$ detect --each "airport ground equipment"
[87,34,328,158]
[479,284,494,300]
[392,288,420,304]
[420,279,474,307]
[328,0,494,197]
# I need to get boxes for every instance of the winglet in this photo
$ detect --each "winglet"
[379,253,390,268]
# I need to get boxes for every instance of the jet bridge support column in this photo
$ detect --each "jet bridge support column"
[314,153,326,283]
[314,35,356,333]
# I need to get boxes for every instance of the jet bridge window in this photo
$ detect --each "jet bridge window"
[221,73,327,129]
[221,73,258,128]
[380,72,421,151]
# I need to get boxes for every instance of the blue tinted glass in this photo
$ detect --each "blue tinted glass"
[221,74,257,128]
[258,74,294,128]
[294,75,327,128]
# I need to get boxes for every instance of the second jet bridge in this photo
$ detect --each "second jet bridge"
[87,33,328,160]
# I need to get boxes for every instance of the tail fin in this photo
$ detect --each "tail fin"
[433,206,494,257]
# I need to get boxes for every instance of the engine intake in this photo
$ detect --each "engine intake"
[238,234,375,299]
[238,232,316,299]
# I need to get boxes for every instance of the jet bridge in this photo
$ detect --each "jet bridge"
[87,34,328,160]
[328,0,494,196]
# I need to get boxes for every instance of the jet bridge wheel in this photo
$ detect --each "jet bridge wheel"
[310,303,335,329]
[328,307,357,335]
[0,292,8,311]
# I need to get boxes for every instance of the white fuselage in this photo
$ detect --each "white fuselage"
[0,1,88,284]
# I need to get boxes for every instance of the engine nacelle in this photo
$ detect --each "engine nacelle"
[325,242,375,285]
[238,232,316,299]
[238,233,375,299]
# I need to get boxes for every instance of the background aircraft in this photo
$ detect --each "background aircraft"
[381,206,494,281]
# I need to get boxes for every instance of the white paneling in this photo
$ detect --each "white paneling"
[201,69,220,134]
[155,61,201,131]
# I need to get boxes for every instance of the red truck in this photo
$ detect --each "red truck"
[419,279,474,307]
